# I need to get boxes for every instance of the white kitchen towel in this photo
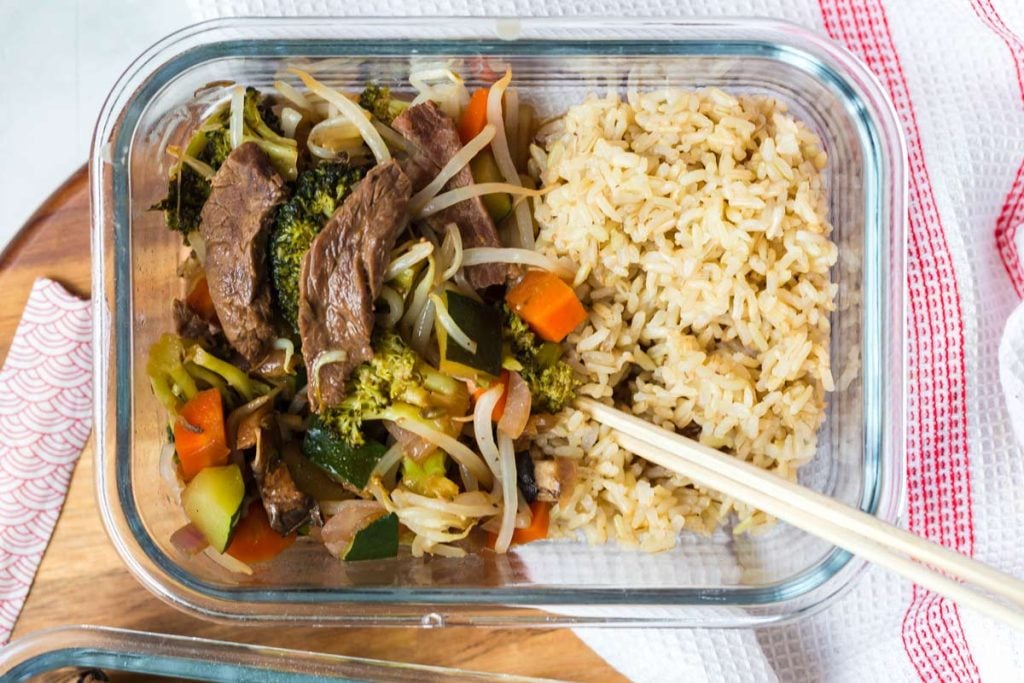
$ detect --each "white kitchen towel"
[186,1,1024,681]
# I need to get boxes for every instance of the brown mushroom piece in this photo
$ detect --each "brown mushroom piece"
[533,458,578,504]
[252,427,318,535]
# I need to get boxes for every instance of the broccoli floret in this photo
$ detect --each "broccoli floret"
[270,161,366,331]
[320,331,469,446]
[153,87,298,237]
[358,83,407,124]
[502,305,579,413]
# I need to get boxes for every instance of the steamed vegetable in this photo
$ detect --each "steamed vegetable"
[282,442,349,501]
[506,270,587,343]
[401,451,459,499]
[174,388,230,481]
[321,501,399,561]
[458,87,490,145]
[502,306,578,413]
[469,151,512,221]
[303,417,388,490]
[437,290,503,379]
[226,500,296,563]
[185,276,218,322]
[182,464,246,553]
[319,331,469,447]
[270,161,366,331]
[344,512,399,561]
[358,83,408,124]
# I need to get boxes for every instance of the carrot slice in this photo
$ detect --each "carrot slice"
[186,277,218,322]
[174,388,230,481]
[471,370,510,421]
[487,501,551,549]
[459,88,490,145]
[226,500,296,563]
[506,270,587,343]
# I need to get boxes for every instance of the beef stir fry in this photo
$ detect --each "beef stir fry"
[149,69,585,568]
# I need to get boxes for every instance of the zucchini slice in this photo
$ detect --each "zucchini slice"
[343,512,399,561]
[438,290,503,379]
[303,418,387,490]
[181,464,246,553]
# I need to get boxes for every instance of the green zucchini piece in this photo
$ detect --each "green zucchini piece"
[181,464,245,553]
[470,150,513,222]
[303,418,387,490]
[343,512,399,561]
[282,442,349,501]
[438,290,503,378]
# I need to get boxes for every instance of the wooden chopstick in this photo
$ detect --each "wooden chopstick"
[577,398,1024,629]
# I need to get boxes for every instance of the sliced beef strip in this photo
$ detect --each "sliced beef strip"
[298,160,412,411]
[391,101,507,290]
[199,142,286,366]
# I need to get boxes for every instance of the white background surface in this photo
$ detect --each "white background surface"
[0,0,198,249]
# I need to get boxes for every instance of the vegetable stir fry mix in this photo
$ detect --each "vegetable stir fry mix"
[150,68,584,570]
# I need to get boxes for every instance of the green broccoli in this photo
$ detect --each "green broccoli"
[269,161,366,331]
[320,331,469,447]
[358,83,408,124]
[502,305,579,413]
[153,87,298,238]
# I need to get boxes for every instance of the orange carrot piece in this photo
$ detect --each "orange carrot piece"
[174,388,230,481]
[471,370,510,422]
[186,277,218,322]
[505,270,587,343]
[486,501,551,549]
[459,88,491,145]
[226,500,296,563]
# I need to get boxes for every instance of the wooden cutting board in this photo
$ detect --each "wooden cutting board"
[0,168,624,683]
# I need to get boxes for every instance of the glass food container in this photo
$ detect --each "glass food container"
[0,626,559,681]
[92,17,907,627]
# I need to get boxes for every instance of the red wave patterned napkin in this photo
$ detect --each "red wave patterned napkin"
[0,278,91,643]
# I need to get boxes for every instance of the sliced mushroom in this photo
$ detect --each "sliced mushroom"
[534,458,578,504]
[253,427,316,535]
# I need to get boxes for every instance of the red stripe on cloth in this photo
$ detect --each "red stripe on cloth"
[994,160,1024,297]
[970,0,1024,104]
[818,1,979,682]
[971,0,1024,295]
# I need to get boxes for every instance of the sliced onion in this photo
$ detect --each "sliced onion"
[384,421,435,462]
[430,293,477,354]
[321,500,386,559]
[385,240,433,282]
[204,547,253,575]
[378,285,405,329]
[280,107,303,139]
[461,247,574,280]
[486,69,533,249]
[498,371,531,439]
[409,124,496,215]
[170,523,209,556]
[494,433,518,553]
[274,79,315,114]
[418,182,550,219]
[394,416,492,486]
[473,385,504,482]
[439,223,463,282]
[229,85,245,149]
[309,115,363,143]
[289,69,390,164]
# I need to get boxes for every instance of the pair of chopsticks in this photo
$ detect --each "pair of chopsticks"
[577,398,1024,629]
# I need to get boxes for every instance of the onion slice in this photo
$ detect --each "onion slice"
[498,371,531,439]
[494,433,519,553]
[321,500,387,559]
[170,523,209,556]
[288,68,391,164]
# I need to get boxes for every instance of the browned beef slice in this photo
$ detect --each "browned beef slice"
[199,142,286,365]
[298,160,412,411]
[392,101,506,290]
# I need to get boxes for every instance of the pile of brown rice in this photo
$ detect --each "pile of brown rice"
[529,87,837,552]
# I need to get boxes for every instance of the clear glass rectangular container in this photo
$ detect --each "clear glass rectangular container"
[92,17,906,627]
[0,626,557,681]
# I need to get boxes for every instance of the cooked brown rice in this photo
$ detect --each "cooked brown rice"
[529,87,837,551]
